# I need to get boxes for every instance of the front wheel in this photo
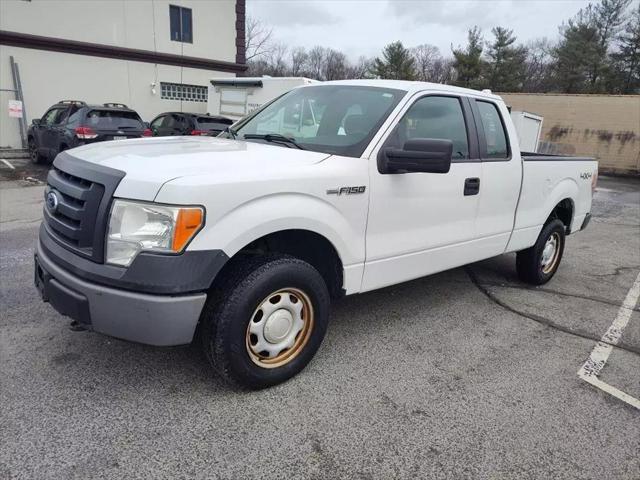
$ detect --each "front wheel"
[28,137,46,164]
[516,219,566,285]
[201,254,330,389]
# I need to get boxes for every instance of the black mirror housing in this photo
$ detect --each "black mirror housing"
[378,138,453,174]
[32,118,41,126]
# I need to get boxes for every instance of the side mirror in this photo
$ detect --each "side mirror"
[378,138,453,174]
[144,121,150,128]
[32,118,41,126]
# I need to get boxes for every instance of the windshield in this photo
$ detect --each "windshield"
[232,85,406,157]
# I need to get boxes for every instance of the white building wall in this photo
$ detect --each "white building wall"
[0,0,239,148]
[0,0,237,62]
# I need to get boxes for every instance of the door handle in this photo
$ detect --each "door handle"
[464,177,480,196]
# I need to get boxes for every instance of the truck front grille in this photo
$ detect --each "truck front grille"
[43,152,125,263]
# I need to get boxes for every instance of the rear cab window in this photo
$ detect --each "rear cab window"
[475,100,509,159]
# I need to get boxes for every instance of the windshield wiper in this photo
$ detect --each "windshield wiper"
[242,133,306,150]
[223,126,237,139]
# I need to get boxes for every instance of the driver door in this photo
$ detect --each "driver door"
[362,94,483,292]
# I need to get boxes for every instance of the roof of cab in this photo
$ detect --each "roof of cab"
[319,79,503,101]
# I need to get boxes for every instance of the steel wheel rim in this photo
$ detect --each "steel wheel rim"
[245,288,314,369]
[540,232,561,274]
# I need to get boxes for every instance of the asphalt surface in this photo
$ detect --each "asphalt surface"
[1,161,639,479]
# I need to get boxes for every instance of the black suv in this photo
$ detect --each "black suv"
[149,112,233,137]
[27,101,150,164]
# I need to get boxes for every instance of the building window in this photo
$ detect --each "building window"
[160,82,207,102]
[170,5,193,43]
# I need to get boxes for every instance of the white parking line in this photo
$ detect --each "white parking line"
[1,159,15,170]
[577,271,640,410]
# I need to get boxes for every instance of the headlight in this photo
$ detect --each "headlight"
[106,199,204,266]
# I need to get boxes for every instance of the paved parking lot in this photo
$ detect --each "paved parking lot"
[1,161,639,479]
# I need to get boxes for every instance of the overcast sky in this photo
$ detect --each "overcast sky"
[247,0,593,59]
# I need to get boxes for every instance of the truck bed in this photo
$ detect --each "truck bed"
[505,152,598,253]
[521,152,595,162]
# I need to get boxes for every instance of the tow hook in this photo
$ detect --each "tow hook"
[69,320,88,332]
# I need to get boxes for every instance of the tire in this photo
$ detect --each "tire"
[516,219,566,285]
[28,137,46,165]
[201,254,330,389]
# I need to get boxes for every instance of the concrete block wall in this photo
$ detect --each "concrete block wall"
[500,93,640,176]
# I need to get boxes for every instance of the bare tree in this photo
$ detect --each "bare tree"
[345,55,374,79]
[411,44,441,81]
[430,57,456,84]
[323,49,348,80]
[266,43,289,76]
[290,47,309,76]
[245,16,274,61]
[522,38,555,92]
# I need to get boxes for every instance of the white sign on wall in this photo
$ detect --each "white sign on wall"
[8,100,23,118]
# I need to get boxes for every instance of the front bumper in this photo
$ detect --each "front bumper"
[35,241,207,346]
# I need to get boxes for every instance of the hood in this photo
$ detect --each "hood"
[68,136,331,201]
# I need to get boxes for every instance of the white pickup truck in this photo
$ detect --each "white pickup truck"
[35,80,597,388]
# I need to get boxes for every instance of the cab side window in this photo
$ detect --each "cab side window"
[42,108,66,126]
[394,96,469,159]
[476,101,508,159]
[51,108,69,125]
[151,116,165,129]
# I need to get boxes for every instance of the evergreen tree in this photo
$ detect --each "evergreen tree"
[554,0,631,93]
[611,3,640,93]
[452,27,485,88]
[371,41,417,80]
[485,27,528,92]
[553,18,601,92]
[590,0,631,89]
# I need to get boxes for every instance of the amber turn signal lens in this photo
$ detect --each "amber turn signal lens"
[172,208,204,252]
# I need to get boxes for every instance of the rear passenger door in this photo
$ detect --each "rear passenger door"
[471,98,522,256]
[362,93,483,292]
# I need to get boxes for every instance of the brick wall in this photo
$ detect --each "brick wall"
[499,93,640,176]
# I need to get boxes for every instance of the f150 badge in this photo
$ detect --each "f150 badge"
[327,186,366,195]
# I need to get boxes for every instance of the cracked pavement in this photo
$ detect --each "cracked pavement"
[1,166,639,479]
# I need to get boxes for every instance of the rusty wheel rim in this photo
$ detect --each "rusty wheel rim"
[245,288,314,369]
[541,232,561,274]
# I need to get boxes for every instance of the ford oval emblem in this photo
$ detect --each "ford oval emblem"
[46,191,59,213]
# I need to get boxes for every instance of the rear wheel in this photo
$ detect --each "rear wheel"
[201,254,330,389]
[516,219,566,285]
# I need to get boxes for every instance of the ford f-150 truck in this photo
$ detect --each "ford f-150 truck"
[34,80,597,389]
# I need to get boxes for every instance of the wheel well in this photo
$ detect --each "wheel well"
[548,198,573,233]
[222,230,344,299]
